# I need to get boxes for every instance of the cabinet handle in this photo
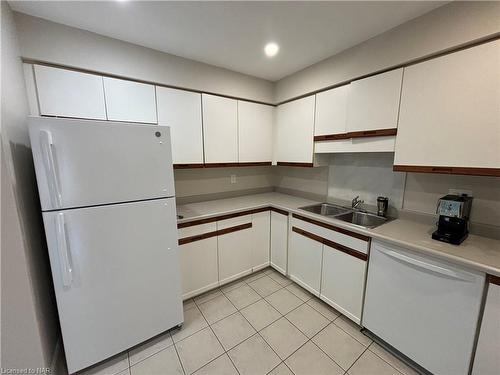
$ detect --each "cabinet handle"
[40,130,63,208]
[378,247,475,282]
[55,213,73,287]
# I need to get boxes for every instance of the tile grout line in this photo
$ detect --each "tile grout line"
[194,290,242,375]
[178,269,407,375]
[220,281,289,374]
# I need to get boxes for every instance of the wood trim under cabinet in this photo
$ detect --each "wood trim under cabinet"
[178,222,252,244]
[177,207,270,228]
[217,222,252,236]
[270,207,289,216]
[314,128,397,142]
[178,230,219,245]
[393,165,500,177]
[174,163,205,169]
[292,213,370,242]
[488,274,500,286]
[292,227,368,261]
[277,162,314,168]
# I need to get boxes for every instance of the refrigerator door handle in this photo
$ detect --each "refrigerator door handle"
[378,247,475,282]
[56,212,73,287]
[40,130,63,208]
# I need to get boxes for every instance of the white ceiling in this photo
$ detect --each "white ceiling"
[10,1,445,81]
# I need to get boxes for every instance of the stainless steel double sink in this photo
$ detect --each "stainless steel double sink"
[299,203,390,229]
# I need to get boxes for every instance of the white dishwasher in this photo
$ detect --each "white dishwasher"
[363,240,485,375]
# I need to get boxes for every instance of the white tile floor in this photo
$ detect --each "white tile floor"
[78,268,421,375]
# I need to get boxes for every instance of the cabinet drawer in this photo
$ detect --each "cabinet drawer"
[217,215,252,230]
[178,222,217,239]
[291,216,369,254]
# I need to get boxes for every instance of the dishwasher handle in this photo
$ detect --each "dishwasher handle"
[378,247,476,282]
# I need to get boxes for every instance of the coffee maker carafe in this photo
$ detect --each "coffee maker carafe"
[432,194,473,245]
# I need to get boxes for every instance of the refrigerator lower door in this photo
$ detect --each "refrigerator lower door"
[363,240,484,375]
[43,198,183,373]
[29,117,175,211]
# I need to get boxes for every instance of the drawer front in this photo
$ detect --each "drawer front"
[217,214,252,230]
[178,222,217,238]
[291,217,369,254]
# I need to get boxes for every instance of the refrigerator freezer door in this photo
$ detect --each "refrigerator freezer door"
[29,117,175,211]
[43,198,183,373]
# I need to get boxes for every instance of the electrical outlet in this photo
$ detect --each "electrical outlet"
[448,188,473,197]
[230,174,237,184]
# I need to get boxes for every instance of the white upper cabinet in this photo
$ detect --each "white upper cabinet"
[156,87,203,165]
[238,101,273,163]
[103,77,157,123]
[276,95,315,164]
[314,85,349,136]
[346,68,403,132]
[202,94,238,164]
[34,65,107,120]
[395,40,500,170]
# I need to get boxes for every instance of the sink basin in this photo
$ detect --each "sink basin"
[335,211,388,228]
[299,203,351,217]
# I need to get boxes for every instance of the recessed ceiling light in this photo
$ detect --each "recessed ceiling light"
[264,42,279,58]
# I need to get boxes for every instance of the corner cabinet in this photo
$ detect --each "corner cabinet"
[270,209,289,275]
[202,94,238,164]
[394,40,500,176]
[275,95,315,166]
[156,87,204,165]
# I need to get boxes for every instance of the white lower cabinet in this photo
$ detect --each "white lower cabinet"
[178,223,218,299]
[217,216,254,284]
[473,279,500,375]
[251,211,271,271]
[320,245,366,323]
[288,229,323,295]
[270,211,289,275]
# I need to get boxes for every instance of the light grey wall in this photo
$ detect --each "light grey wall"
[272,165,329,201]
[14,12,274,103]
[174,167,274,204]
[275,1,500,102]
[1,1,59,371]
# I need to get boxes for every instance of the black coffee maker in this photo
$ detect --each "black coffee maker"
[432,194,473,245]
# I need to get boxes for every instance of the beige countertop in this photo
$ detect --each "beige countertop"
[177,192,500,277]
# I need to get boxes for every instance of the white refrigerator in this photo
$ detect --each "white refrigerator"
[29,117,183,374]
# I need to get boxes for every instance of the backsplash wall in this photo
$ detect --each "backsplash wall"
[174,166,274,204]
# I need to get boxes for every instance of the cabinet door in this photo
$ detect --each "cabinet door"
[238,101,273,163]
[473,281,500,375]
[346,68,403,132]
[320,245,366,324]
[178,223,219,299]
[157,87,203,164]
[276,96,315,164]
[314,85,349,136]
[270,211,289,275]
[103,77,157,123]
[288,229,323,295]
[395,40,500,169]
[218,216,253,284]
[34,65,106,120]
[252,211,270,271]
[202,94,238,163]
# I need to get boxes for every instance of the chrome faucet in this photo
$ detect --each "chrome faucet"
[351,196,364,209]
